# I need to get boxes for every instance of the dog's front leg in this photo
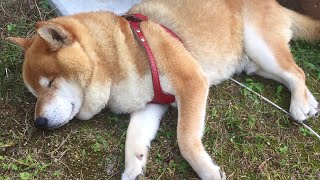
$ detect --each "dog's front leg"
[121,104,168,180]
[175,77,226,180]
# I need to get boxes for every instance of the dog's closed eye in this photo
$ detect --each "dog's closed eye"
[39,77,55,88]
[48,79,54,88]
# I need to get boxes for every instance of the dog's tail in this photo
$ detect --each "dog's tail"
[286,9,320,42]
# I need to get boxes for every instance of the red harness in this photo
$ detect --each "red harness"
[123,14,178,104]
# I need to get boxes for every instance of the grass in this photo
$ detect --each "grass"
[0,0,319,179]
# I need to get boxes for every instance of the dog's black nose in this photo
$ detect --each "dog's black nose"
[34,117,48,128]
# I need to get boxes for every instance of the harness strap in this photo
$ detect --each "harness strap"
[123,14,176,104]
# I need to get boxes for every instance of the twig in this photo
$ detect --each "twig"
[116,131,127,147]
[227,171,236,179]
[258,157,272,172]
[23,108,35,146]
[58,149,69,160]
[156,168,166,180]
[59,160,72,172]
[0,142,15,148]
[106,172,117,180]
[50,131,72,155]
[19,0,26,20]
[0,1,10,17]
[229,78,320,140]
[34,0,43,20]
[5,68,9,78]
[10,157,35,168]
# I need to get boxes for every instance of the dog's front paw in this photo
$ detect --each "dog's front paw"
[212,166,226,180]
[200,165,226,180]
[306,90,319,118]
[122,154,145,180]
[290,101,311,121]
[121,169,144,180]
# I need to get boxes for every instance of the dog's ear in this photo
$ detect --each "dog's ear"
[36,21,73,51]
[6,37,34,51]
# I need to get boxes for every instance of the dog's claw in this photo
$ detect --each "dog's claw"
[220,169,226,180]
[302,119,309,125]
[135,174,144,180]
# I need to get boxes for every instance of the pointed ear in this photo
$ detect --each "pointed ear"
[36,21,73,51]
[6,37,34,50]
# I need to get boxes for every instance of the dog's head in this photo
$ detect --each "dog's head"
[7,20,103,129]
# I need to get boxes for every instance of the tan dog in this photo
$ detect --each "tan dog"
[8,0,320,179]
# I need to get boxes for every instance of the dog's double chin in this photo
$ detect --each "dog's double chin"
[75,107,95,121]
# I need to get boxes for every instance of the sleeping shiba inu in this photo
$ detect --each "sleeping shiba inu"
[7,0,320,179]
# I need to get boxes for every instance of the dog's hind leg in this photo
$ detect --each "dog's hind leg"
[122,104,168,180]
[244,25,319,121]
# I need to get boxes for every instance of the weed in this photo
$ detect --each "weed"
[19,172,32,180]
[0,155,51,179]
[275,85,284,101]
[278,145,289,155]
[176,160,189,173]
[291,41,320,80]
[91,142,102,153]
[91,134,108,153]
[0,142,15,148]
[53,170,61,177]
[279,159,287,167]
[163,130,176,138]
[6,23,17,32]
[210,107,218,118]
[81,149,86,156]
[155,153,164,164]
[299,127,312,137]
[0,177,10,180]
[248,116,257,128]
[242,78,265,103]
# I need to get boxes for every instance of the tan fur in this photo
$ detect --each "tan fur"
[7,0,320,179]
[6,37,34,50]
[286,8,320,41]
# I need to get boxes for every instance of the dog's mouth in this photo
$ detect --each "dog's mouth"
[47,102,77,129]
[49,121,69,129]
[69,102,76,119]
